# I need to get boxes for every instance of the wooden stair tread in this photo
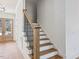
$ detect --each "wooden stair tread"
[40,34,46,36]
[25,38,49,42]
[40,38,49,40]
[40,43,53,47]
[24,33,46,36]
[30,48,58,58]
[40,30,43,32]
[40,48,57,56]
[48,55,63,59]
[27,43,53,49]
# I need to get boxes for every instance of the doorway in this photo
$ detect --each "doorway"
[0,18,13,42]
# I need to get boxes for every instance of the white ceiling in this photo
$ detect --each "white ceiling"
[0,0,18,13]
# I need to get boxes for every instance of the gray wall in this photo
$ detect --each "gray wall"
[37,0,65,58]
[25,0,37,22]
[66,0,79,59]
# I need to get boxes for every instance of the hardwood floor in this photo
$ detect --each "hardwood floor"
[0,41,24,59]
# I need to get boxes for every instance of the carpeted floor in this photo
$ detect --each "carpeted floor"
[0,41,24,59]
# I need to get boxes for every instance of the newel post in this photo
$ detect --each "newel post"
[32,23,40,59]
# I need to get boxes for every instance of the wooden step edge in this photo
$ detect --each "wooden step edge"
[26,43,53,50]
[30,55,63,59]
[40,30,44,32]
[24,33,46,36]
[25,38,49,42]
[48,55,63,59]
[40,48,58,56]
[40,38,49,40]
[40,34,46,36]
[30,48,58,59]
[40,43,53,47]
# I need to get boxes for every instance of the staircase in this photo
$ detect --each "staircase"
[23,9,63,59]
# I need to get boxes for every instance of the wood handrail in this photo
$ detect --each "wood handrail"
[23,9,32,25]
[23,9,40,29]
[23,9,40,59]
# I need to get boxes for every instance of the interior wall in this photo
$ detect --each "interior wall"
[14,0,24,50]
[25,0,37,22]
[37,0,65,58]
[66,0,79,59]
[14,0,34,59]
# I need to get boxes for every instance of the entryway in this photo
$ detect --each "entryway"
[0,18,13,42]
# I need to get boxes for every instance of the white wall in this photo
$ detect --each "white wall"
[37,0,65,58]
[14,0,32,59]
[66,0,79,59]
[14,0,25,57]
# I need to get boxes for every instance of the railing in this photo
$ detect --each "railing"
[23,9,40,59]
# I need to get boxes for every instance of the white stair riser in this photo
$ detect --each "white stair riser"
[40,32,45,34]
[40,36,47,39]
[40,29,43,31]
[40,51,58,59]
[40,40,50,44]
[40,45,53,51]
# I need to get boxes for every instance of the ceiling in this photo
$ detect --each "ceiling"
[0,0,18,13]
